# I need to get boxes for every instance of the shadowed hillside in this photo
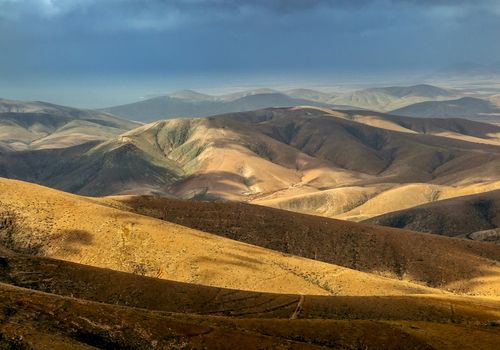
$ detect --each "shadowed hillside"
[4,281,500,350]
[1,178,450,296]
[391,97,500,125]
[104,193,500,295]
[1,107,499,202]
[365,189,500,242]
[0,245,499,349]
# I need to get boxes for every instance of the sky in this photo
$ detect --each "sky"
[1,0,500,107]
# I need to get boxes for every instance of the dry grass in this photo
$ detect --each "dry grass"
[110,193,500,296]
[0,178,442,296]
[365,189,500,239]
[1,247,499,349]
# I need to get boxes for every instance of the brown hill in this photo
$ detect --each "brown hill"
[391,97,500,125]
[106,193,500,295]
[0,178,499,348]
[4,280,500,350]
[6,246,500,324]
[1,107,500,202]
[255,181,500,222]
[364,189,500,242]
[0,178,442,296]
[0,98,138,150]
[1,245,499,349]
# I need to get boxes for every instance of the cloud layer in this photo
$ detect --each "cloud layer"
[0,0,499,106]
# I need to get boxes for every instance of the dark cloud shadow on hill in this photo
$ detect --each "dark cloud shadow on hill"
[52,229,93,255]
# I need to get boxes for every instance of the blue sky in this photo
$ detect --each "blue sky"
[1,0,500,107]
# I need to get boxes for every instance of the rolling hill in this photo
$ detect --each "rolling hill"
[0,98,138,150]
[284,88,335,103]
[102,84,456,123]
[255,181,500,222]
[391,97,500,125]
[106,194,500,295]
[1,177,451,296]
[329,84,456,111]
[0,179,500,348]
[1,178,500,295]
[1,244,499,349]
[364,189,500,242]
[1,107,500,202]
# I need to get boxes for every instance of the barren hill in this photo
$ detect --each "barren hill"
[0,178,447,296]
[329,84,456,111]
[0,98,138,150]
[101,91,333,122]
[391,97,500,125]
[1,246,499,349]
[256,182,500,221]
[1,107,500,203]
[104,193,500,295]
[364,189,500,242]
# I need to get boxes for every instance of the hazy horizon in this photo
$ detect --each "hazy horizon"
[1,0,500,107]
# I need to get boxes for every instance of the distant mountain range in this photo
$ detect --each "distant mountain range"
[329,84,456,112]
[391,97,500,125]
[100,90,340,123]
[100,84,467,122]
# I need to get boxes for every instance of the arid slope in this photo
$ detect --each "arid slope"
[105,193,500,295]
[365,189,500,242]
[0,178,444,296]
[1,246,499,349]
[0,98,138,150]
[2,107,500,202]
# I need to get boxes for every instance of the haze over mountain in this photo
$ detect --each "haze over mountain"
[100,84,469,123]
[329,84,457,112]
[0,98,138,150]
[391,97,500,125]
[101,90,337,122]
[436,62,500,79]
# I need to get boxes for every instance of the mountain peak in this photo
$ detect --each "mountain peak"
[166,90,214,101]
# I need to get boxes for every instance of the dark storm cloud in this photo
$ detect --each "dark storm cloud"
[0,0,499,106]
[1,0,497,21]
